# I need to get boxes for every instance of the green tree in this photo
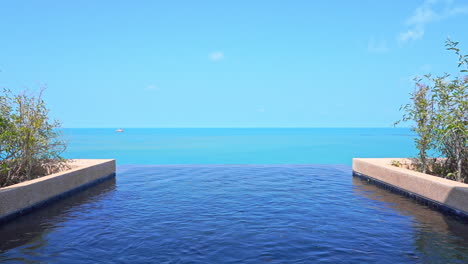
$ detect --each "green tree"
[431,39,468,182]
[397,79,436,174]
[0,88,67,187]
[397,39,467,182]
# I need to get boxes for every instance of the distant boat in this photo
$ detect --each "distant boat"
[115,128,124,132]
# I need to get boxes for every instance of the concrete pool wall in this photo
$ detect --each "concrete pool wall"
[352,158,468,218]
[0,159,116,224]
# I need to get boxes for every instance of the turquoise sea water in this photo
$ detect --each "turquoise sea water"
[62,128,416,165]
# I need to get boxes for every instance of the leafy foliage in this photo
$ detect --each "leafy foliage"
[396,80,435,174]
[397,39,468,183]
[0,89,67,187]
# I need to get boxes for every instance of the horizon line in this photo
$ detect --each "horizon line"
[61,126,410,129]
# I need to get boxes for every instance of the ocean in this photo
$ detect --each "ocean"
[62,127,416,165]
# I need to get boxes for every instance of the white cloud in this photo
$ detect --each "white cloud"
[145,84,159,91]
[399,0,468,44]
[209,51,224,61]
[399,28,425,43]
[406,1,440,25]
[447,6,468,16]
[368,37,390,53]
[420,64,432,72]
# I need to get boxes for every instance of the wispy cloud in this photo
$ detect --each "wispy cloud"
[420,64,432,73]
[209,51,224,61]
[368,37,389,53]
[144,84,159,91]
[399,28,425,43]
[399,0,468,44]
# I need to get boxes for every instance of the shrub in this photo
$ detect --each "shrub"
[397,39,467,183]
[397,79,436,174]
[0,88,67,187]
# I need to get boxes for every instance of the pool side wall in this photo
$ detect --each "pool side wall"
[352,158,468,218]
[0,159,116,224]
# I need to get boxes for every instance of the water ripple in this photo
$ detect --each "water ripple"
[0,165,467,263]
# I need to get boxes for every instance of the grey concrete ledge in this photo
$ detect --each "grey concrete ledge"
[0,159,116,224]
[353,158,468,218]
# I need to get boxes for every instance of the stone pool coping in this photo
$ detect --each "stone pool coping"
[352,158,468,218]
[0,159,116,224]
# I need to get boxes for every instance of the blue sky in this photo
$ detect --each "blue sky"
[1,0,467,128]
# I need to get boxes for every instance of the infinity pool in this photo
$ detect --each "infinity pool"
[0,165,467,263]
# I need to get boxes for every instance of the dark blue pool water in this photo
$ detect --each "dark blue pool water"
[0,165,467,263]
